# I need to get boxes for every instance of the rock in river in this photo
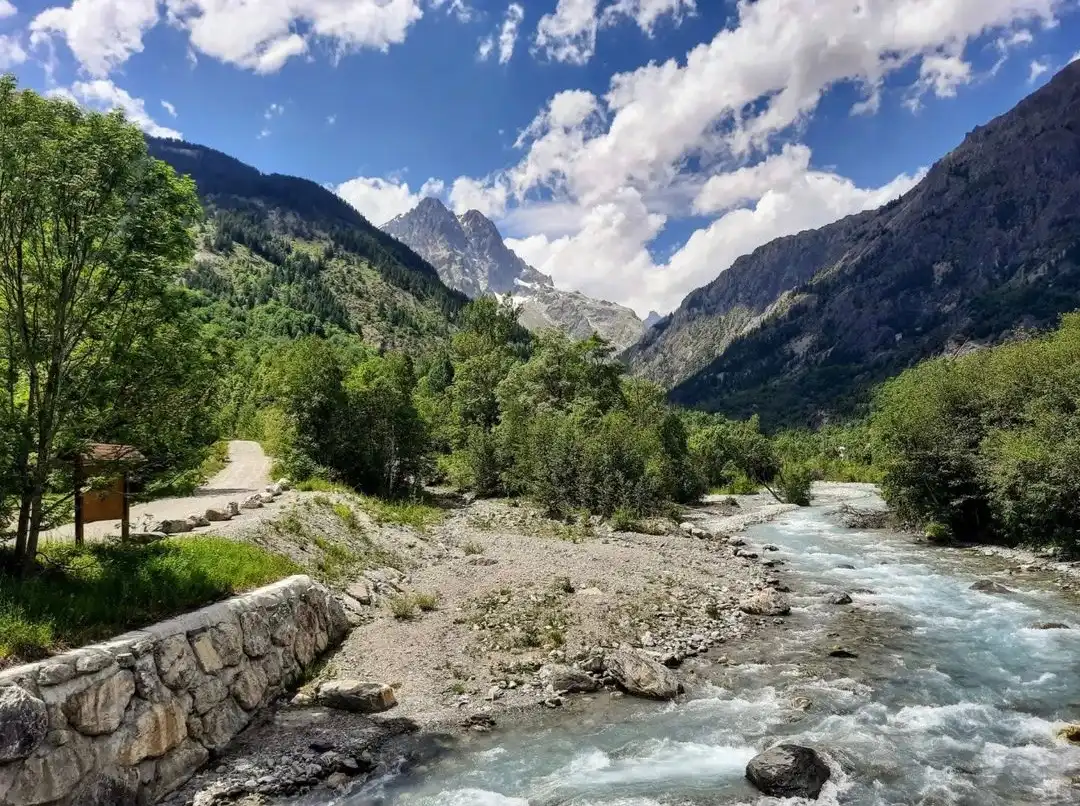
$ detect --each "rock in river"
[739,588,792,616]
[315,681,397,713]
[604,650,680,700]
[1033,622,1070,630]
[970,579,1014,594]
[826,591,853,605]
[746,744,831,799]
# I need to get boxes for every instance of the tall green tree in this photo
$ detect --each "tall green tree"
[0,77,202,570]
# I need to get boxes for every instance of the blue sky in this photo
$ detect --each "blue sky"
[2,0,1079,315]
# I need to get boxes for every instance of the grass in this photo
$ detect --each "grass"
[199,440,230,482]
[387,594,419,620]
[413,591,439,612]
[0,538,300,666]
[294,477,354,495]
[356,494,444,529]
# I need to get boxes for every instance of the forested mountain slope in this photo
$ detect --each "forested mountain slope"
[147,138,467,352]
[627,61,1080,426]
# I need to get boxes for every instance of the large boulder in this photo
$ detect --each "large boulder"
[315,680,397,713]
[541,664,599,694]
[241,495,263,510]
[739,588,792,616]
[604,650,680,700]
[746,744,831,800]
[970,579,1014,594]
[0,686,48,763]
[205,508,232,522]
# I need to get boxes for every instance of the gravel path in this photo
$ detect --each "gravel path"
[42,440,290,543]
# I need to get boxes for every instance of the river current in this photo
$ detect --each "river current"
[311,486,1080,805]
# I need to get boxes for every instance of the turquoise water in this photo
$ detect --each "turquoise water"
[318,489,1080,805]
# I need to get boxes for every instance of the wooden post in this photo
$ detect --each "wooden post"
[121,471,131,543]
[74,455,84,547]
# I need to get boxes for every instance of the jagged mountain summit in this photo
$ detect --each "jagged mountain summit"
[384,198,645,350]
[625,61,1080,426]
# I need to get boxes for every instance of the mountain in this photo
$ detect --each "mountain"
[146,138,467,351]
[626,62,1080,427]
[643,311,665,330]
[384,199,645,349]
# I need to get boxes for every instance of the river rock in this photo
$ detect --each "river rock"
[542,664,599,694]
[1056,724,1080,743]
[258,492,277,504]
[345,581,372,605]
[970,579,1014,594]
[739,589,792,616]
[604,650,680,700]
[315,681,397,713]
[241,495,263,510]
[746,744,831,799]
[0,686,48,763]
[836,563,856,570]
[826,591,853,605]
[205,508,231,522]
[828,647,858,659]
[226,501,241,517]
[1033,622,1070,630]
[186,513,211,528]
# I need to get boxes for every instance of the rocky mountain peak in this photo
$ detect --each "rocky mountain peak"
[382,200,646,350]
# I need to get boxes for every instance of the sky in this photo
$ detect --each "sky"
[2,1,1079,316]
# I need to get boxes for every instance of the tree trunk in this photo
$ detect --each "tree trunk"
[21,484,44,575]
[12,488,30,559]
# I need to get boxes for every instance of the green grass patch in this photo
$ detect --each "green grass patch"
[356,494,444,529]
[294,477,354,495]
[412,591,439,612]
[0,538,299,666]
[199,440,230,482]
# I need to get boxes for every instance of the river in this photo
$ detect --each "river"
[306,485,1080,805]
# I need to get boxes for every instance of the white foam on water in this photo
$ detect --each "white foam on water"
[405,789,529,806]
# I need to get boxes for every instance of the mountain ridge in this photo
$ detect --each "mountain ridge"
[626,61,1080,426]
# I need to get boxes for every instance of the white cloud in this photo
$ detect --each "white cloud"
[335,175,444,225]
[534,0,599,65]
[265,102,285,119]
[497,3,524,64]
[257,128,270,139]
[431,0,472,23]
[327,114,337,125]
[33,0,433,75]
[533,0,694,64]
[477,35,493,61]
[161,100,177,117]
[0,34,26,68]
[0,1,16,20]
[55,79,182,139]
[449,176,508,218]
[1029,58,1050,82]
[602,0,696,34]
[1072,50,1080,63]
[482,0,1069,312]
[31,0,159,77]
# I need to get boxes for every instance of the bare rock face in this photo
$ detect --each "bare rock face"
[0,686,48,763]
[604,650,680,700]
[746,744,831,800]
[63,671,136,736]
[739,589,792,616]
[314,681,397,714]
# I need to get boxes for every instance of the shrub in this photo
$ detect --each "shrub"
[462,540,484,556]
[777,463,814,507]
[387,594,418,620]
[610,508,642,532]
[413,592,439,612]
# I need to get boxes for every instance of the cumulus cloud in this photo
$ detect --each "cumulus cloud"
[161,100,177,117]
[485,0,1068,312]
[32,0,432,75]
[31,0,158,77]
[336,175,445,225]
[0,34,26,68]
[53,79,182,139]
[449,176,509,218]
[0,1,16,20]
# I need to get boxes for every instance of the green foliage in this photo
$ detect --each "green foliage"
[871,313,1080,549]
[0,77,217,569]
[356,494,444,529]
[771,425,881,483]
[0,538,299,663]
[413,591,439,612]
[777,462,814,506]
[387,594,419,620]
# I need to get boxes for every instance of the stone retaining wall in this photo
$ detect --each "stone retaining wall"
[0,576,348,806]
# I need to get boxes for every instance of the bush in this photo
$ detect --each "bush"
[412,591,439,612]
[387,594,418,620]
[610,508,642,532]
[777,463,814,507]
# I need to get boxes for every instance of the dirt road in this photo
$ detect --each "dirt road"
[42,440,283,543]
